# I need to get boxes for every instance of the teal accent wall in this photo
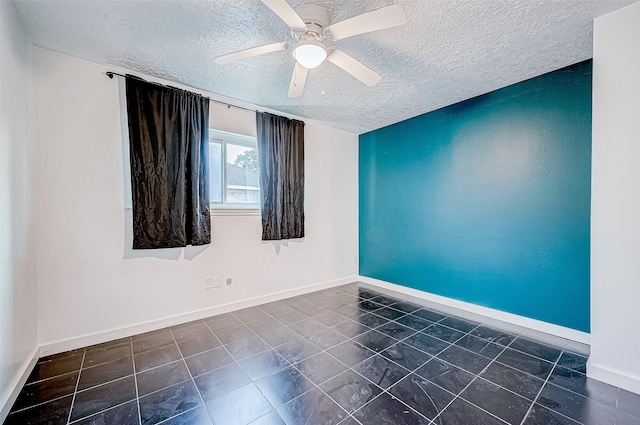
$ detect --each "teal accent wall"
[359,61,592,332]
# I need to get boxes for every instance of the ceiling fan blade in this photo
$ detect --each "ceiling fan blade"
[325,4,407,41]
[214,42,286,65]
[260,0,306,30]
[327,50,381,86]
[288,62,309,97]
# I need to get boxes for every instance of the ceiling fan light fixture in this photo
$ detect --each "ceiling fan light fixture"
[293,40,327,69]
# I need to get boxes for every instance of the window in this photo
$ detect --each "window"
[209,130,260,209]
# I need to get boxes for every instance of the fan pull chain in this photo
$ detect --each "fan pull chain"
[322,62,326,96]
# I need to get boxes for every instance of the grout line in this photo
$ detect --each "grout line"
[65,349,86,424]
[517,347,564,425]
[168,326,209,421]
[129,340,142,425]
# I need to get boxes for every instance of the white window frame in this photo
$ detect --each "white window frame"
[209,129,261,216]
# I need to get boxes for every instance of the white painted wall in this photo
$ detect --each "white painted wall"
[0,1,38,418]
[33,48,359,350]
[590,0,640,394]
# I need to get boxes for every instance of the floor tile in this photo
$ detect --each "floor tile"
[134,344,182,373]
[469,326,516,346]
[337,416,361,425]
[278,387,347,425]
[320,370,382,414]
[12,371,79,411]
[509,337,562,363]
[132,329,175,355]
[28,352,84,383]
[522,403,580,425]
[439,317,478,333]
[255,366,315,408]
[403,332,450,356]
[184,347,234,377]
[297,352,348,385]
[83,339,132,368]
[176,334,221,358]
[352,330,397,353]
[78,357,133,391]
[226,334,270,361]
[381,342,432,372]
[73,400,140,425]
[70,376,137,422]
[288,318,327,338]
[305,327,348,350]
[260,327,300,348]
[137,360,191,396]
[617,388,640,419]
[170,321,211,342]
[193,363,251,402]
[273,310,308,326]
[355,313,389,330]
[412,309,446,323]
[246,317,284,334]
[237,349,290,381]
[203,313,242,331]
[389,373,455,420]
[372,307,406,321]
[213,324,255,345]
[480,361,545,401]
[422,324,465,343]
[455,334,504,359]
[233,307,270,323]
[331,320,369,338]
[314,311,349,327]
[4,395,73,425]
[415,358,475,395]
[436,345,491,375]
[615,409,640,425]
[460,378,532,424]
[435,397,505,425]
[326,340,375,367]
[537,382,616,425]
[159,405,213,425]
[274,338,321,364]
[370,295,400,306]
[138,380,201,425]
[205,383,273,425]
[353,354,409,389]
[547,365,618,408]
[396,315,433,331]
[250,410,286,425]
[260,301,295,316]
[557,351,587,374]
[391,301,421,314]
[496,348,554,380]
[356,300,383,313]
[376,321,416,341]
[353,392,430,425]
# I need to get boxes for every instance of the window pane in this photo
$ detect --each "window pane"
[209,140,223,203]
[226,143,260,204]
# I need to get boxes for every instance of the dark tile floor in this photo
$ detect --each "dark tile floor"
[4,283,640,425]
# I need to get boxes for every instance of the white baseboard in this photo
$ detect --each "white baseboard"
[359,276,590,345]
[587,360,640,395]
[40,276,357,356]
[0,346,40,423]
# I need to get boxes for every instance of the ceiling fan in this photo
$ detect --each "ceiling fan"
[214,0,407,97]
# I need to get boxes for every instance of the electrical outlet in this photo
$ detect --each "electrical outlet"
[204,276,214,289]
[213,276,221,288]
[226,278,232,286]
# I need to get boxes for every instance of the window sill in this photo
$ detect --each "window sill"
[210,208,261,217]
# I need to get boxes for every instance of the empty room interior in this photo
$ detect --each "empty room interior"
[2,0,640,424]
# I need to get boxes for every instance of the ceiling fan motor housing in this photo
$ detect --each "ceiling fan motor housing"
[295,4,330,37]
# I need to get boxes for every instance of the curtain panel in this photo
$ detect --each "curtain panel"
[126,76,211,249]
[256,112,305,241]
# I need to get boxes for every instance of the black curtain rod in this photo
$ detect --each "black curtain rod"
[105,71,256,114]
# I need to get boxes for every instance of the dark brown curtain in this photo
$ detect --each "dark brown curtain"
[256,112,305,241]
[126,76,210,249]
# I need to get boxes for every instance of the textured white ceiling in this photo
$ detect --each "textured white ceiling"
[13,0,634,134]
